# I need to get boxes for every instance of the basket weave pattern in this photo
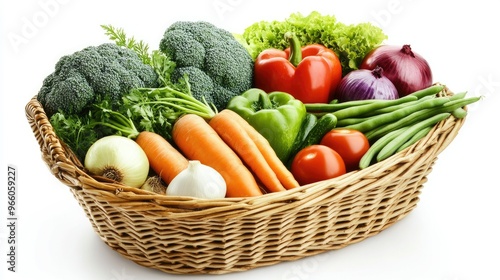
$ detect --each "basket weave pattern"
[25,92,465,274]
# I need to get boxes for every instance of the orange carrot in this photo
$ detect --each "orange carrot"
[209,110,287,193]
[172,114,263,197]
[220,110,300,190]
[135,131,188,185]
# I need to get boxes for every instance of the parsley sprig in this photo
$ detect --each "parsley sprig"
[123,79,217,137]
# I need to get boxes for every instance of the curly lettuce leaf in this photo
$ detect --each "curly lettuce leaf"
[240,11,388,75]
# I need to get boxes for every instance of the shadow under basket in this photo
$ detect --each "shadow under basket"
[25,90,466,275]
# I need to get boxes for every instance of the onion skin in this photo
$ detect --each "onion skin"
[84,135,149,188]
[360,44,433,97]
[334,66,399,102]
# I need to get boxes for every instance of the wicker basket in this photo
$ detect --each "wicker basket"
[25,89,466,275]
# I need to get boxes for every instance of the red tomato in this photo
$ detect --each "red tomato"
[291,145,346,185]
[320,128,370,172]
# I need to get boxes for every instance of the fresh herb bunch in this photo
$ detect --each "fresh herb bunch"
[50,98,127,160]
[123,77,216,137]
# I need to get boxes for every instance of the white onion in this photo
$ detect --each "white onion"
[84,135,149,188]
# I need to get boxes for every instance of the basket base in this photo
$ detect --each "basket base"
[70,178,425,275]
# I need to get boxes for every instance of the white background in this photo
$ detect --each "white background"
[1,0,499,279]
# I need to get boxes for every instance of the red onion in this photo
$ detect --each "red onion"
[360,44,432,97]
[334,66,399,102]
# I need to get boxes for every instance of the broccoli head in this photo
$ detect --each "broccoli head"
[171,66,214,103]
[159,21,254,111]
[37,43,158,116]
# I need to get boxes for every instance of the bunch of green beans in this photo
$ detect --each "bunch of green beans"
[305,84,481,169]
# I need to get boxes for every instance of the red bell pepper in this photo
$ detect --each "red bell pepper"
[253,32,343,104]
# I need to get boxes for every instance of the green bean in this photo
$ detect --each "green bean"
[338,93,451,123]
[336,116,370,127]
[307,95,418,117]
[441,96,481,111]
[412,96,477,122]
[448,91,467,100]
[364,107,433,141]
[451,107,468,118]
[309,85,443,114]
[376,113,451,162]
[305,98,386,114]
[363,95,435,117]
[336,97,431,125]
[395,126,433,153]
[332,95,419,120]
[359,127,409,169]
[346,97,450,133]
[410,84,445,99]
[364,95,479,141]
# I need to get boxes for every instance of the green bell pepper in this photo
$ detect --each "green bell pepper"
[226,88,306,163]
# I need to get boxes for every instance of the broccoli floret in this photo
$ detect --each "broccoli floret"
[159,21,254,111]
[171,66,215,104]
[37,43,158,116]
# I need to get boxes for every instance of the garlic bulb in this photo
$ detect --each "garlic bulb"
[84,135,149,188]
[141,175,167,194]
[166,160,226,199]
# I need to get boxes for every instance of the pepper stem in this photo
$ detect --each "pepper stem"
[258,90,273,109]
[285,32,302,67]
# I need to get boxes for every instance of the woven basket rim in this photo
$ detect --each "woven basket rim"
[25,87,466,217]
